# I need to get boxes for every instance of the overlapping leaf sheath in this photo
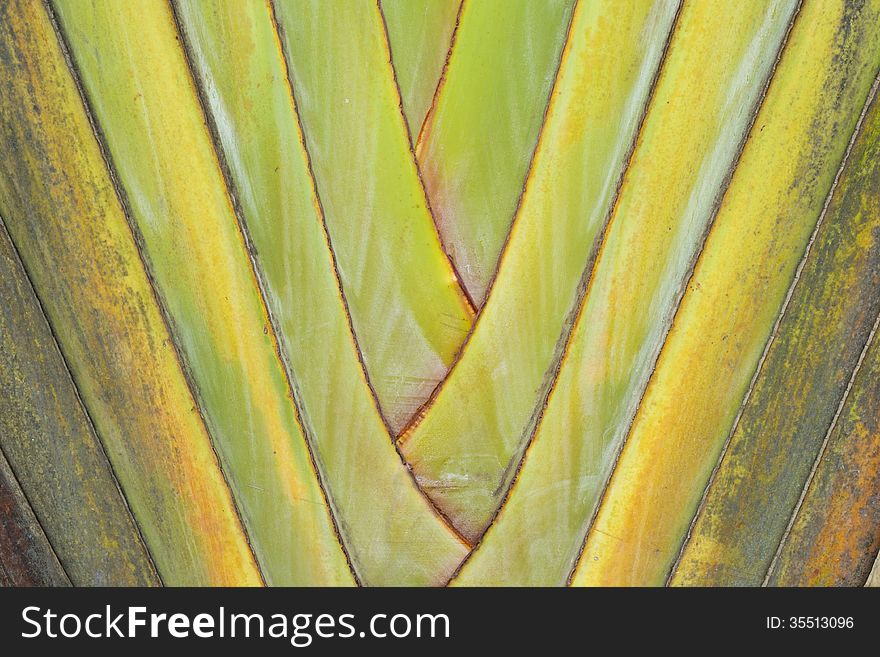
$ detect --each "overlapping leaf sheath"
[0,220,156,586]
[380,0,461,136]
[0,0,260,585]
[399,0,679,543]
[273,0,474,434]
[416,0,576,303]
[49,0,350,586]
[0,445,69,586]
[765,312,880,586]
[572,0,880,586]
[673,82,880,587]
[451,0,797,583]
[174,0,469,585]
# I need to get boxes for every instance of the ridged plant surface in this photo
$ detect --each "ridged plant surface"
[0,0,879,587]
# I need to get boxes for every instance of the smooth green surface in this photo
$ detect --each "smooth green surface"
[417,0,575,303]
[402,0,679,543]
[178,0,469,585]
[276,0,473,434]
[381,0,460,136]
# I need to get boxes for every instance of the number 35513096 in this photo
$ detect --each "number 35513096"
[766,616,854,629]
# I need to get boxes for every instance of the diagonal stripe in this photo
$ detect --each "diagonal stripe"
[401,0,680,545]
[571,0,880,587]
[378,1,477,314]
[51,0,349,586]
[0,215,158,585]
[0,441,71,586]
[170,0,357,586]
[173,0,472,585]
[672,69,880,587]
[0,0,262,585]
[764,304,880,586]
[380,0,463,150]
[274,0,474,435]
[415,0,577,305]
[452,0,799,585]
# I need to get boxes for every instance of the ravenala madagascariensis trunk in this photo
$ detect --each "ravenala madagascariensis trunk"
[0,0,878,586]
